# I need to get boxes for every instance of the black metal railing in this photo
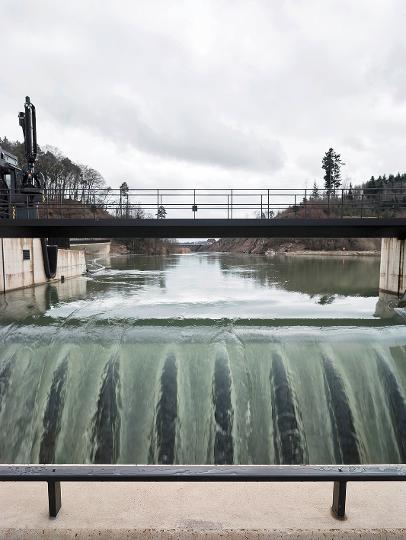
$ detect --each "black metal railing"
[2,187,406,221]
[1,464,406,520]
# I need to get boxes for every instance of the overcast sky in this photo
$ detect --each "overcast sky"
[1,0,406,190]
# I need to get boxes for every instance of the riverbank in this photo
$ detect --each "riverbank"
[110,239,179,255]
[200,237,381,255]
[274,250,380,257]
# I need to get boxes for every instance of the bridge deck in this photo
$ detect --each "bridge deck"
[1,218,406,238]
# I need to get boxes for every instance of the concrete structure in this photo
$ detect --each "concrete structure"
[379,238,406,296]
[1,482,406,538]
[0,238,86,293]
[71,240,111,257]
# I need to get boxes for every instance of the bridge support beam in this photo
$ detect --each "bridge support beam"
[379,238,406,297]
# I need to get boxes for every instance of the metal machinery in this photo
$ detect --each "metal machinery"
[0,97,57,277]
[0,96,43,219]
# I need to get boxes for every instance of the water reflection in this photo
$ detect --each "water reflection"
[0,252,390,323]
[218,253,380,296]
[0,278,88,322]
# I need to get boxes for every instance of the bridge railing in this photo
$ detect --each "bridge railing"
[1,464,406,520]
[2,187,406,220]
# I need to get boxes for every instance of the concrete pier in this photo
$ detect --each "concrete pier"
[1,482,406,538]
[0,238,86,293]
[379,238,406,296]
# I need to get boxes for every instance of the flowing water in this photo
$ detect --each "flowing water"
[1,252,406,465]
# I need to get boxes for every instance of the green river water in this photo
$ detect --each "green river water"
[0,252,405,465]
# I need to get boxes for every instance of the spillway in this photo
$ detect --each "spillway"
[0,322,405,465]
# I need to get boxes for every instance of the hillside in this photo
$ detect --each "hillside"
[200,236,380,255]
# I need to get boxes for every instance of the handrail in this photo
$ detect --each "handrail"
[2,186,406,222]
[1,464,406,520]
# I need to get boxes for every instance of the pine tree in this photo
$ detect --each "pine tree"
[119,181,129,217]
[311,182,320,199]
[322,148,345,195]
[156,205,167,219]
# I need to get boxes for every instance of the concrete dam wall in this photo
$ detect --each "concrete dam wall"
[0,238,86,293]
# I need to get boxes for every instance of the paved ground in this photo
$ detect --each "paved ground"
[1,481,406,538]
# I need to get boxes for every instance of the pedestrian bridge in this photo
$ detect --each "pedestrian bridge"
[2,187,406,297]
[1,187,406,239]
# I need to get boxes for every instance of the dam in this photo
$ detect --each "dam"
[1,252,406,466]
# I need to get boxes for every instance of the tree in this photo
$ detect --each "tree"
[347,183,354,200]
[119,181,129,217]
[322,148,345,195]
[311,182,320,199]
[156,205,167,219]
[0,137,106,203]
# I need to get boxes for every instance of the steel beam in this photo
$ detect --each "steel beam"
[1,218,406,239]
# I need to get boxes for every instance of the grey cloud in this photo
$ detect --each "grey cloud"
[1,0,406,188]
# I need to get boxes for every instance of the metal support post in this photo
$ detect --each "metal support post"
[48,480,62,517]
[331,480,346,519]
[267,189,270,219]
[341,189,344,218]
[304,189,307,217]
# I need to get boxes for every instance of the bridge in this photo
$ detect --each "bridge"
[1,187,406,239]
[2,187,406,296]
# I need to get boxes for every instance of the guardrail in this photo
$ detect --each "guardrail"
[1,464,406,520]
[2,187,406,220]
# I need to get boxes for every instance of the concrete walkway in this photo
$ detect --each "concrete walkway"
[1,481,406,538]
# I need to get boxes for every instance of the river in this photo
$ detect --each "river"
[0,252,405,465]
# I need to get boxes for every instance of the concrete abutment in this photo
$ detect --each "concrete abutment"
[379,238,406,297]
[0,238,86,293]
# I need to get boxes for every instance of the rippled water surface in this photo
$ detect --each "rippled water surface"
[1,252,406,465]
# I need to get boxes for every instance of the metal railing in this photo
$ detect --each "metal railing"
[2,187,406,221]
[1,464,406,520]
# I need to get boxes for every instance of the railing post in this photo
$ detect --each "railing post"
[48,480,62,517]
[304,189,307,217]
[267,189,270,219]
[341,188,344,218]
[193,189,196,220]
[260,194,263,219]
[331,480,346,519]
